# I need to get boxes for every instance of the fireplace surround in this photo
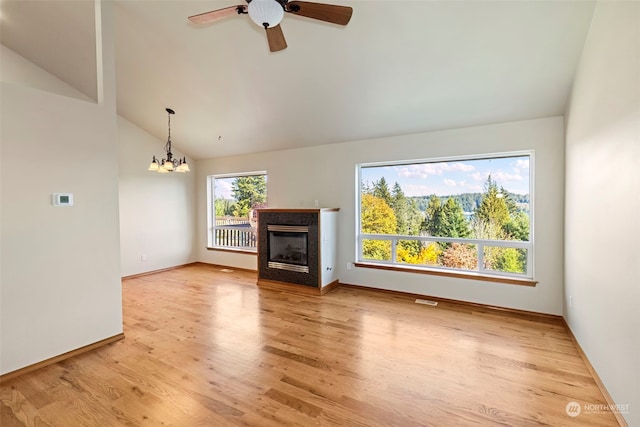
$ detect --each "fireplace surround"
[267,224,309,272]
[257,208,339,295]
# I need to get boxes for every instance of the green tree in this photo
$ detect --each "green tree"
[232,176,267,218]
[372,177,392,206]
[215,198,236,216]
[400,198,425,257]
[406,199,424,236]
[501,186,518,215]
[391,182,409,235]
[503,211,530,241]
[440,198,472,238]
[389,182,423,239]
[361,194,397,260]
[484,247,526,274]
[423,195,442,236]
[474,175,510,239]
[390,183,422,258]
[422,196,470,240]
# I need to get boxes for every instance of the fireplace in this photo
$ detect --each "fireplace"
[257,208,339,294]
[267,225,309,273]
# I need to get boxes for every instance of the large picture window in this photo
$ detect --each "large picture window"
[208,172,267,251]
[357,153,533,279]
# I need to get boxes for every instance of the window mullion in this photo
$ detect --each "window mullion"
[391,237,397,263]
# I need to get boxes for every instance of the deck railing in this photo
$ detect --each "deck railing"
[213,217,257,249]
[358,233,532,278]
[215,217,251,226]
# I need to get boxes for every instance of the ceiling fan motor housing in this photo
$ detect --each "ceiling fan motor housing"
[248,0,285,28]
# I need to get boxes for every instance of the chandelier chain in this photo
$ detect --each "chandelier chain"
[165,109,173,154]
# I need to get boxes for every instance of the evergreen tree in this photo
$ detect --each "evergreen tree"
[471,176,529,273]
[372,177,392,206]
[423,195,442,236]
[391,182,409,235]
[440,198,471,238]
[389,183,423,258]
[405,198,424,237]
[232,175,267,218]
[501,186,518,215]
[474,175,510,239]
[422,196,470,239]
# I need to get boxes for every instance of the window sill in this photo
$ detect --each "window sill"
[207,247,257,255]
[353,262,537,287]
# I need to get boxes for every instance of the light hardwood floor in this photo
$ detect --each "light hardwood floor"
[1,264,619,426]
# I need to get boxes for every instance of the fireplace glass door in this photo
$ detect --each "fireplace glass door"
[267,225,309,272]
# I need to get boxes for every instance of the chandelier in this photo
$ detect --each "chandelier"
[148,108,190,173]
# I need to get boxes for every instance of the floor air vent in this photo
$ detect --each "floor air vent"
[415,299,438,306]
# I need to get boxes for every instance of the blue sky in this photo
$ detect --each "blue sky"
[361,155,530,197]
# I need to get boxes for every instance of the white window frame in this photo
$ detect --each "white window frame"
[356,151,534,280]
[207,171,267,252]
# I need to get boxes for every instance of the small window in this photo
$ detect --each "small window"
[208,172,267,251]
[357,153,533,279]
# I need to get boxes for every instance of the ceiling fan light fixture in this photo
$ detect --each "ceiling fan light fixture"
[188,0,353,53]
[248,0,284,28]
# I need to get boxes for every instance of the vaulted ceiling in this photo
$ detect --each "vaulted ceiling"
[1,0,596,159]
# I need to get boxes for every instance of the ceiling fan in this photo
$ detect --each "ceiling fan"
[188,0,353,52]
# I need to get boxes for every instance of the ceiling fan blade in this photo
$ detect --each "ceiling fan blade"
[286,1,352,25]
[266,24,287,52]
[188,5,246,24]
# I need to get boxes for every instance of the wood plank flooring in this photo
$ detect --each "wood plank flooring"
[1,263,619,426]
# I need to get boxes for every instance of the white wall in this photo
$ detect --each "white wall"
[198,116,565,315]
[564,1,640,425]
[118,116,197,277]
[0,2,123,374]
[0,44,93,102]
